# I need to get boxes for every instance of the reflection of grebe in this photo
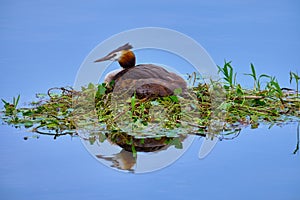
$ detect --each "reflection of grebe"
[95,134,187,172]
[96,149,136,172]
[94,43,187,99]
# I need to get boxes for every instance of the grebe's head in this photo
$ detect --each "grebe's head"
[94,43,136,68]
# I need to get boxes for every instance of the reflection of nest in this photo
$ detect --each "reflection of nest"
[107,132,184,152]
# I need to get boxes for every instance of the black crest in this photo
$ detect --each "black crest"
[109,43,133,54]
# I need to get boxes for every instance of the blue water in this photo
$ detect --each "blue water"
[0,123,299,200]
[1,0,300,199]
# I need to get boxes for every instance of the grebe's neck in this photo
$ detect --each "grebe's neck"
[118,50,136,68]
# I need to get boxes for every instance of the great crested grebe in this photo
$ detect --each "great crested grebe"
[94,43,187,99]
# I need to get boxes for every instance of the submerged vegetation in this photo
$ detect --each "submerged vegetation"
[1,62,299,153]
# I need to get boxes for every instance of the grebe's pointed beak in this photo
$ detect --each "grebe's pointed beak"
[94,43,132,63]
[94,53,115,63]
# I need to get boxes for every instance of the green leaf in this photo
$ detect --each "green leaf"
[169,95,178,103]
[272,80,283,97]
[88,83,94,89]
[1,99,8,105]
[131,94,136,112]
[236,84,244,96]
[36,93,47,98]
[251,115,258,122]
[244,73,255,78]
[98,133,106,143]
[89,136,96,145]
[250,63,257,81]
[97,84,106,96]
[109,80,115,87]
[258,74,270,79]
[131,145,137,158]
[46,123,58,128]
[173,88,182,95]
[15,95,20,107]
[24,121,33,128]
[22,110,33,116]
[169,138,183,149]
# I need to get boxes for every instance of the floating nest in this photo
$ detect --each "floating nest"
[107,132,186,152]
[0,63,299,149]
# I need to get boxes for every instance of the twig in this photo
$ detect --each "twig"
[113,109,128,122]
[293,122,299,154]
[47,87,77,97]
[233,95,264,100]
[176,119,206,129]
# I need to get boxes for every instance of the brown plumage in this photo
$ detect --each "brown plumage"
[94,43,187,99]
[118,50,136,69]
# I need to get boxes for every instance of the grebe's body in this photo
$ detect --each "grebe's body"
[95,43,187,99]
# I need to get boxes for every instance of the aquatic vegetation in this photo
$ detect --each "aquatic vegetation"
[0,62,299,152]
[244,63,270,91]
[290,71,299,98]
[217,61,237,90]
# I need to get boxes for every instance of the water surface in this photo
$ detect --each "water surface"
[0,123,299,200]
